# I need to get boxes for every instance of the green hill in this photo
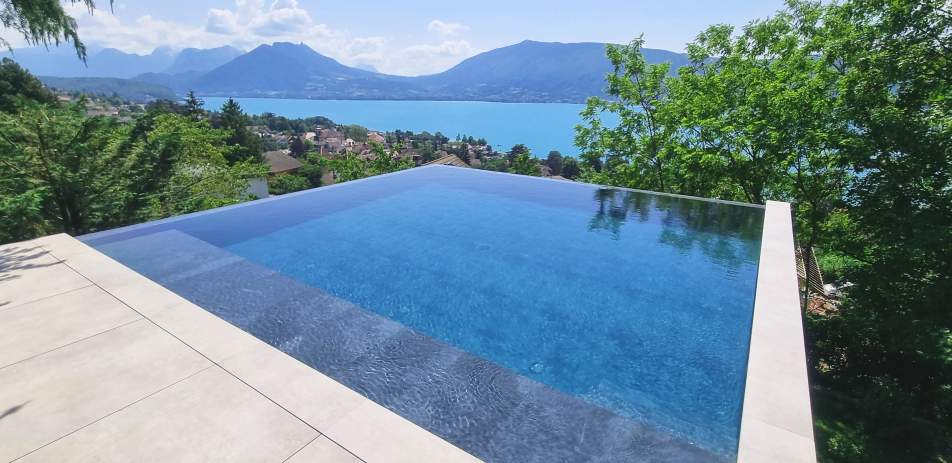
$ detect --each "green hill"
[38,76,178,102]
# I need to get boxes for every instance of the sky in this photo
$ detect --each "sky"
[4,0,790,76]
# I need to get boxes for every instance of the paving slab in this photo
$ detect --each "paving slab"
[220,342,369,431]
[286,436,363,463]
[149,301,261,363]
[0,242,91,310]
[16,366,318,463]
[325,400,483,463]
[0,285,142,368]
[53,250,191,317]
[0,320,212,462]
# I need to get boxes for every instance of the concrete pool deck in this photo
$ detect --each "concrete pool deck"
[0,234,481,463]
[0,200,815,463]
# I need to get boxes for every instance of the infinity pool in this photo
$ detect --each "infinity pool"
[80,166,764,462]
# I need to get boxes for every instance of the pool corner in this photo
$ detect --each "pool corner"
[737,200,817,462]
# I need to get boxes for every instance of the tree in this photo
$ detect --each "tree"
[561,156,581,179]
[510,152,541,176]
[546,151,563,176]
[419,142,438,163]
[0,98,265,241]
[0,58,57,113]
[0,0,111,61]
[183,90,204,119]
[297,155,325,189]
[289,136,306,157]
[268,173,310,195]
[323,142,413,184]
[219,98,264,164]
[507,144,529,164]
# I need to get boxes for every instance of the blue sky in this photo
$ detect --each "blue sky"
[5,0,788,76]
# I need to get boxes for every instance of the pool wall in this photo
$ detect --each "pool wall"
[737,201,816,462]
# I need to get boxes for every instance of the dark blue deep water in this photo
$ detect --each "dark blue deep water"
[81,166,764,462]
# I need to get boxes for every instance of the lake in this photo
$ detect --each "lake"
[202,98,615,157]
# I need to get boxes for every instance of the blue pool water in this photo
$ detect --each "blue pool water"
[201,97,618,157]
[81,167,764,462]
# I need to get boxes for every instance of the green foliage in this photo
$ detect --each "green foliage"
[476,157,508,173]
[0,58,57,113]
[546,151,563,176]
[340,124,369,142]
[296,160,324,189]
[250,113,334,135]
[268,173,310,195]
[322,142,413,183]
[219,98,264,164]
[506,143,528,164]
[289,136,306,157]
[510,151,541,176]
[0,0,110,61]
[418,142,438,163]
[0,93,265,243]
[561,156,580,179]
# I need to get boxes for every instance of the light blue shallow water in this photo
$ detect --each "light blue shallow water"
[202,97,616,156]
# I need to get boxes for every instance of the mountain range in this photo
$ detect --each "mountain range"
[8,41,690,104]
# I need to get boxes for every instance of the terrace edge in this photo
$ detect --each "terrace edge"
[737,200,817,462]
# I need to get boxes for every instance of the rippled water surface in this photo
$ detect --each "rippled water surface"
[82,167,764,461]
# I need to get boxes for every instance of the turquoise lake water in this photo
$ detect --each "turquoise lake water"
[202,98,616,156]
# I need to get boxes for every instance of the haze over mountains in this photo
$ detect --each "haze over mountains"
[8,41,689,104]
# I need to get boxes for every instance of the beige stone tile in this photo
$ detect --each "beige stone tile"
[150,302,261,363]
[56,250,190,317]
[743,331,814,439]
[0,286,142,368]
[32,233,96,261]
[0,242,91,310]
[325,401,482,463]
[220,342,367,431]
[0,320,212,461]
[18,366,318,463]
[286,436,363,463]
[737,419,817,463]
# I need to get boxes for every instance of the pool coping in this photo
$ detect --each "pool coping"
[737,200,817,462]
[1,233,482,463]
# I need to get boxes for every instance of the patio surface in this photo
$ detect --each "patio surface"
[0,234,482,463]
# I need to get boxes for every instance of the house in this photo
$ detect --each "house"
[344,138,356,149]
[539,165,553,177]
[324,140,343,153]
[421,154,471,168]
[368,131,386,144]
[265,150,304,179]
[318,128,344,142]
[304,132,317,141]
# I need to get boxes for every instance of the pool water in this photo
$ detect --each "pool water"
[81,166,764,462]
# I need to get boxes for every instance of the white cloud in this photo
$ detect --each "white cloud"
[40,2,479,76]
[427,20,469,37]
